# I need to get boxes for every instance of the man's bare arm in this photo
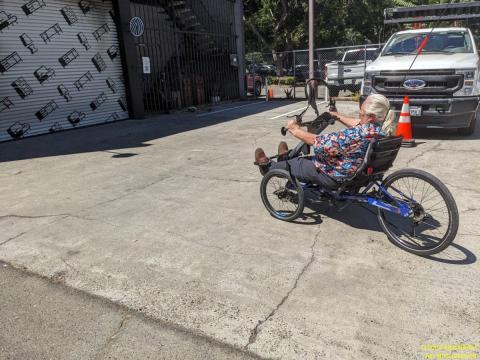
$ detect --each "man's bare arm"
[330,111,360,128]
[289,127,317,145]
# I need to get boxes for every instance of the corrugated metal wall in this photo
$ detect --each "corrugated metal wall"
[0,0,128,142]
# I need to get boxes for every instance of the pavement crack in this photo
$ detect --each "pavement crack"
[405,142,441,167]
[0,214,69,221]
[0,213,117,228]
[244,230,321,350]
[66,214,118,228]
[0,212,119,228]
[94,313,131,360]
[0,232,26,246]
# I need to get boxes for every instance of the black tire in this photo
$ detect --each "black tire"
[457,112,476,136]
[260,169,305,222]
[377,168,459,256]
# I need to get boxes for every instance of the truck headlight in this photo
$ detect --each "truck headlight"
[362,72,379,95]
[457,69,476,79]
[454,69,477,96]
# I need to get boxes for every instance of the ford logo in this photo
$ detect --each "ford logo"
[403,79,426,90]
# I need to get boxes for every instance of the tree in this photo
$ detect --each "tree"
[244,0,449,53]
[245,0,307,52]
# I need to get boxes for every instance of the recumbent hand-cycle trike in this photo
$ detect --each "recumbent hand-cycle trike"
[255,79,459,256]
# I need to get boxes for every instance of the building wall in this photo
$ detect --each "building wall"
[0,0,128,142]
[0,0,243,141]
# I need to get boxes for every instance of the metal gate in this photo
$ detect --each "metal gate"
[0,0,129,142]
[130,0,239,113]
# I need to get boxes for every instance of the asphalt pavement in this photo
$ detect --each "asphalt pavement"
[0,99,478,359]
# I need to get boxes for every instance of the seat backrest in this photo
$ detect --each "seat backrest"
[341,136,402,188]
[364,136,403,175]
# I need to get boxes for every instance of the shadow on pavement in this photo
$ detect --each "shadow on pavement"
[424,243,476,265]
[303,201,382,232]
[300,201,476,264]
[0,101,286,163]
[413,124,480,141]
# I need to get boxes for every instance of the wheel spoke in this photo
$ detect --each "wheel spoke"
[380,173,455,252]
[419,180,427,204]
[263,173,302,220]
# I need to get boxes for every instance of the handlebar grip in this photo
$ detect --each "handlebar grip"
[281,127,288,136]
[329,116,338,125]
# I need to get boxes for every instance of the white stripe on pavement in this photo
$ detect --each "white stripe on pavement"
[197,102,266,117]
[269,101,327,120]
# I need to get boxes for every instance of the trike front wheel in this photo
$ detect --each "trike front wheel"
[377,169,459,256]
[260,169,304,222]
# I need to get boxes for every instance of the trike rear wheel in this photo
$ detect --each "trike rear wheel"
[260,169,304,221]
[377,169,459,256]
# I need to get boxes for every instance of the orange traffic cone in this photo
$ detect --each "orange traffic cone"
[267,87,274,100]
[395,96,416,147]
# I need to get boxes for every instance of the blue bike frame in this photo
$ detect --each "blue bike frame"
[282,116,412,219]
[303,180,412,218]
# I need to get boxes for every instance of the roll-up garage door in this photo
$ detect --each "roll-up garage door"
[0,0,129,142]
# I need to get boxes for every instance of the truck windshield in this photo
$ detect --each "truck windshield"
[382,31,473,55]
[343,50,377,61]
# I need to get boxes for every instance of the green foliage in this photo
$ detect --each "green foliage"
[267,76,295,86]
[352,91,361,102]
[267,76,295,98]
[245,0,447,53]
[245,0,307,52]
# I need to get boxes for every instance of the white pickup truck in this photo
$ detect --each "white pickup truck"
[325,48,379,96]
[361,27,479,135]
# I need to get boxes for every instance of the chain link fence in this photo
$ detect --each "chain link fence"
[245,43,384,100]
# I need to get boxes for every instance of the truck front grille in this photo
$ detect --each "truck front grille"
[373,70,463,95]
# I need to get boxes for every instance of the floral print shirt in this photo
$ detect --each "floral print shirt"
[313,122,384,179]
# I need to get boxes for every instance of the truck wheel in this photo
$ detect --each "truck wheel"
[458,111,477,136]
[329,86,339,97]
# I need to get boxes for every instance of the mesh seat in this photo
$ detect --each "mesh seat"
[336,136,403,191]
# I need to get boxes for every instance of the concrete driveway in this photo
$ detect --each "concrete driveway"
[0,100,479,359]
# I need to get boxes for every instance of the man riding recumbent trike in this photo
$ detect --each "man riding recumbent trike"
[254,79,459,256]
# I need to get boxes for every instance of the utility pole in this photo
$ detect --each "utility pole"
[309,0,314,79]
[234,0,246,99]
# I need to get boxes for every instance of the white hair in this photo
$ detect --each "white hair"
[364,94,397,136]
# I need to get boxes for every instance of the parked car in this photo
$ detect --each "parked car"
[325,48,379,96]
[245,71,263,96]
[247,64,275,77]
[264,64,277,74]
[291,60,323,81]
[362,27,479,135]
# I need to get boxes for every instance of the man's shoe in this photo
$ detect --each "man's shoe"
[255,148,270,175]
[278,141,289,161]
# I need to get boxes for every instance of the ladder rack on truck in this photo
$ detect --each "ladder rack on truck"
[384,1,480,24]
